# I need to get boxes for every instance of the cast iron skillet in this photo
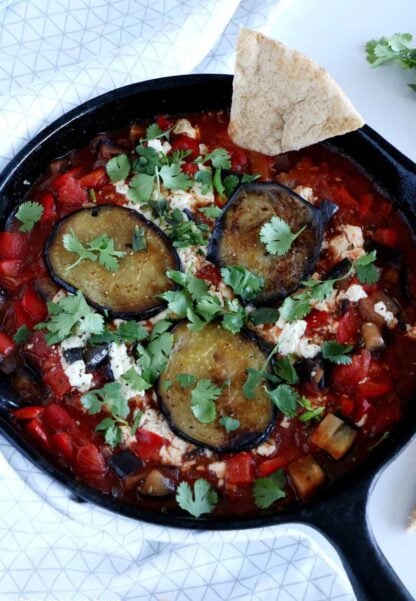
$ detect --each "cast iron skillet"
[0,74,416,601]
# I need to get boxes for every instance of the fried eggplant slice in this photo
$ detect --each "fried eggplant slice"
[157,321,276,452]
[208,182,336,303]
[45,204,180,318]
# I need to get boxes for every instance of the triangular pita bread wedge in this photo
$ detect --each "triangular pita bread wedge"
[229,29,365,155]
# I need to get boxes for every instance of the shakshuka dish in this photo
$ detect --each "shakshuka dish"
[1,31,416,519]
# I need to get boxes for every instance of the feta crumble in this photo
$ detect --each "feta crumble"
[278,320,321,358]
[374,301,398,329]
[329,225,365,261]
[172,118,199,139]
[338,284,368,303]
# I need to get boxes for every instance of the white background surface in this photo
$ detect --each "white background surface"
[0,0,416,599]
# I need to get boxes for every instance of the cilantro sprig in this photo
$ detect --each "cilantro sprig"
[106,153,131,182]
[366,33,416,91]
[89,320,148,345]
[15,201,44,232]
[176,478,218,517]
[221,266,264,302]
[63,231,127,272]
[253,470,286,509]
[191,379,223,423]
[260,216,307,256]
[35,291,104,345]
[322,340,353,365]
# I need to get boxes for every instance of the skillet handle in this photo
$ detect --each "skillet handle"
[299,480,413,601]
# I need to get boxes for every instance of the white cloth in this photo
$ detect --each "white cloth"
[0,1,355,599]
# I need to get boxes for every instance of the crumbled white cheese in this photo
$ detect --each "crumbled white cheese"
[61,334,89,350]
[169,190,196,211]
[294,185,316,204]
[208,461,226,479]
[139,408,194,466]
[115,181,130,196]
[406,324,416,339]
[256,439,277,457]
[199,143,208,155]
[328,224,365,261]
[177,246,205,274]
[147,139,172,155]
[374,301,398,329]
[277,320,321,358]
[62,359,93,393]
[172,118,199,139]
[338,284,368,303]
[108,342,144,400]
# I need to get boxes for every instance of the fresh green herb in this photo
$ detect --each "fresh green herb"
[213,168,225,197]
[220,415,240,432]
[15,201,44,232]
[191,378,223,423]
[253,470,286,509]
[176,478,218,517]
[89,320,147,345]
[133,145,161,176]
[221,266,264,302]
[353,251,379,284]
[13,325,31,345]
[267,384,299,417]
[63,231,126,272]
[322,340,353,365]
[242,368,265,400]
[128,173,155,203]
[279,275,343,323]
[202,148,232,170]
[166,211,208,248]
[194,169,213,194]
[223,174,240,197]
[176,373,198,388]
[35,291,104,345]
[88,189,97,203]
[159,164,193,191]
[199,205,222,219]
[81,382,129,448]
[221,298,246,334]
[249,307,279,325]
[145,123,165,140]
[298,396,325,422]
[130,409,143,435]
[260,216,307,256]
[106,153,131,182]
[241,173,260,184]
[162,379,172,391]
[136,320,174,385]
[274,355,299,384]
[366,33,416,91]
[132,225,147,251]
[122,367,152,391]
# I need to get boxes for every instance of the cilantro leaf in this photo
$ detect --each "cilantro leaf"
[260,216,307,256]
[165,211,208,248]
[203,148,231,170]
[176,478,218,517]
[176,373,198,388]
[13,325,31,345]
[191,379,222,423]
[322,340,353,365]
[195,169,213,195]
[130,409,143,435]
[96,417,123,448]
[298,396,325,422]
[213,168,225,197]
[15,201,44,232]
[241,173,260,184]
[220,416,240,432]
[132,225,147,251]
[159,164,193,191]
[81,381,130,447]
[223,174,240,197]
[117,321,148,343]
[279,295,312,322]
[35,291,104,345]
[87,234,127,271]
[199,205,222,219]
[137,324,173,384]
[63,230,97,270]
[222,298,246,334]
[133,145,162,176]
[243,368,265,400]
[274,356,299,384]
[80,391,102,414]
[106,153,131,182]
[221,266,264,302]
[249,307,279,325]
[253,470,286,509]
[122,367,152,391]
[268,384,299,417]
[128,173,155,203]
[145,123,164,140]
[353,251,379,284]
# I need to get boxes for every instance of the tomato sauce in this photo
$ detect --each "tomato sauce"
[1,111,416,518]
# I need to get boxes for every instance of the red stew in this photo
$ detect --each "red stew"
[1,111,416,518]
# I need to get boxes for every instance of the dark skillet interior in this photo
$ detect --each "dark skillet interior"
[1,74,416,537]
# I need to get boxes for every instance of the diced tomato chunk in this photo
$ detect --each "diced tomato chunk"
[373,228,397,248]
[339,397,355,418]
[170,135,200,161]
[78,167,108,189]
[226,452,254,486]
[75,444,106,477]
[194,263,222,286]
[43,403,72,431]
[332,349,371,390]
[43,365,71,398]
[134,429,167,461]
[21,286,47,322]
[0,259,24,277]
[26,418,52,450]
[336,308,361,345]
[13,299,34,329]
[354,397,372,423]
[51,432,74,461]
[0,232,28,259]
[181,162,198,177]
[156,115,174,131]
[52,171,88,205]
[0,332,15,356]
[39,193,56,222]
[13,406,44,420]
[306,309,330,334]
[358,378,393,398]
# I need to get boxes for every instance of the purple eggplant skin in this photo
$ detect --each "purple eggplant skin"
[83,344,109,370]
[109,449,144,478]
[207,182,337,305]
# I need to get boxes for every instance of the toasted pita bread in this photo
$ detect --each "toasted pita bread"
[229,29,365,155]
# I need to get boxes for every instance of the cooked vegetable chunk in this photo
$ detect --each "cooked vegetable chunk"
[310,413,357,459]
[287,454,326,499]
[45,205,180,318]
[158,321,275,452]
[208,182,335,303]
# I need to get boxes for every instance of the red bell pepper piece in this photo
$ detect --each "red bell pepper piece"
[52,170,88,205]
[226,452,254,486]
[25,418,52,450]
[336,308,361,345]
[43,364,72,398]
[39,193,56,223]
[21,286,47,322]
[78,167,108,189]
[332,349,371,390]
[257,454,294,478]
[373,228,397,248]
[75,444,106,477]
[358,378,393,398]
[0,232,28,259]
[170,135,200,161]
[51,432,74,461]
[43,403,72,431]
[134,429,167,461]
[156,115,174,131]
[13,299,34,329]
[0,332,15,356]
[334,187,359,211]
[181,162,198,177]
[13,406,44,420]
